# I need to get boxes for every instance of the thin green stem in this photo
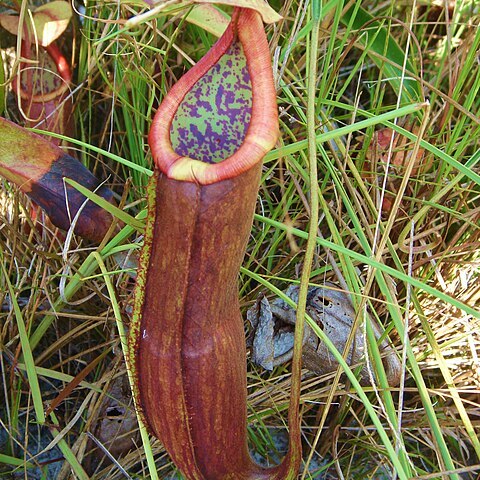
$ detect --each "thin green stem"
[289,1,321,474]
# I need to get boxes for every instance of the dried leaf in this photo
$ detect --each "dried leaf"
[247,297,276,369]
[248,284,402,386]
[91,375,139,460]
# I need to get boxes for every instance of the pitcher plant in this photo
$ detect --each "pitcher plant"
[129,6,302,479]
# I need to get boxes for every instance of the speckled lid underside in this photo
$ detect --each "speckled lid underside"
[20,49,60,95]
[170,41,252,164]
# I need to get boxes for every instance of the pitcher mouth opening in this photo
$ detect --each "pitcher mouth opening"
[12,43,72,103]
[148,8,278,185]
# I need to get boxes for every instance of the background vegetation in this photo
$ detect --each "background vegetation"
[0,0,479,478]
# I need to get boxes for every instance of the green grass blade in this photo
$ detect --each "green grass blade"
[0,454,34,468]
[0,257,45,424]
[30,129,153,177]
[341,1,422,103]
[241,268,409,480]
[254,215,479,320]
[64,178,145,232]
[265,102,427,163]
[48,412,89,480]
[93,252,159,480]
[28,215,146,350]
